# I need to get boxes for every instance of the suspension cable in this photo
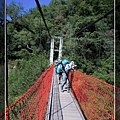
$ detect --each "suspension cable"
[35,0,51,38]
[98,19,104,66]
[40,17,42,72]
[75,4,120,37]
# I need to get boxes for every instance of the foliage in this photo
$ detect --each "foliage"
[0,64,4,113]
[0,25,4,62]
[7,0,116,105]
[7,1,24,20]
[8,53,49,105]
[0,0,4,62]
[0,0,4,114]
[116,2,120,87]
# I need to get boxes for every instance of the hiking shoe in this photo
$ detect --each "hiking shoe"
[61,89,64,92]
[67,89,70,93]
[65,86,68,89]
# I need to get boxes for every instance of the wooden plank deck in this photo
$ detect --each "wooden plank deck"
[45,70,86,120]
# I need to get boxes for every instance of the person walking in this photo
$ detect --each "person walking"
[56,60,62,84]
[60,60,76,93]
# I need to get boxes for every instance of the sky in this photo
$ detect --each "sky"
[7,0,52,11]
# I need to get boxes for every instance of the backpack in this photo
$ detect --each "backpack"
[62,59,70,66]
[56,59,70,74]
[56,64,62,74]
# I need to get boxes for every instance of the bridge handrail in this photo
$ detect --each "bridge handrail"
[69,70,118,120]
[0,65,54,120]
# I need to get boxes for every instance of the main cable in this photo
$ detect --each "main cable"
[35,0,51,38]
[75,3,120,37]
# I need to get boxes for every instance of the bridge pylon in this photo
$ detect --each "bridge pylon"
[50,36,63,65]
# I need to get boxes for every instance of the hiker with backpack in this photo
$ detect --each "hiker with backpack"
[55,60,62,84]
[57,59,77,93]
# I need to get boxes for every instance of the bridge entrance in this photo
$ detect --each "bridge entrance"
[50,36,63,65]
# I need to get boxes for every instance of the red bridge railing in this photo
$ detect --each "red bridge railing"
[69,70,115,120]
[0,66,119,120]
[0,65,53,120]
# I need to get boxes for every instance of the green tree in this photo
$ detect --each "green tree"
[7,0,115,107]
[7,1,24,20]
[0,0,4,114]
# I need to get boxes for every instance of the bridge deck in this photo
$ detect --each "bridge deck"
[46,70,86,120]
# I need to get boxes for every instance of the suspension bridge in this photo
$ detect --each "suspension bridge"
[0,64,118,120]
[1,0,120,120]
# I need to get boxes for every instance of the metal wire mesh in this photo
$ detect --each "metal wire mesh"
[0,65,53,120]
[69,70,115,120]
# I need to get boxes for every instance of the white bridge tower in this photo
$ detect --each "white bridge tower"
[50,36,63,65]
